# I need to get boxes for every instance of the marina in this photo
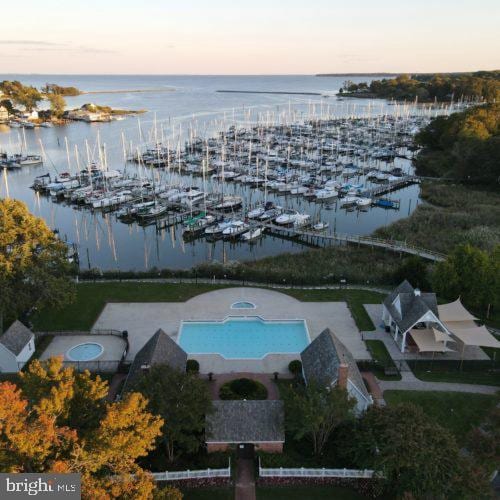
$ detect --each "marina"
[0,74,464,271]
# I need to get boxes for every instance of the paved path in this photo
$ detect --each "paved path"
[361,371,386,406]
[378,378,499,395]
[235,458,256,500]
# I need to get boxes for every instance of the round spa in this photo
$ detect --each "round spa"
[67,342,103,361]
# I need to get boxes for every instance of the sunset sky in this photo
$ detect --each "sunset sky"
[1,0,499,74]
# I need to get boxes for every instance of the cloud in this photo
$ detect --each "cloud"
[0,40,66,46]
[0,40,118,55]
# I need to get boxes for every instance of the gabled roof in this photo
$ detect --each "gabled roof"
[0,320,33,356]
[300,328,370,401]
[124,329,187,390]
[206,400,284,443]
[384,281,439,333]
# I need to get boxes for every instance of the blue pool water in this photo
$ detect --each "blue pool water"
[67,343,103,361]
[178,317,309,359]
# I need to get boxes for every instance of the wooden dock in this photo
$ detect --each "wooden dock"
[361,176,419,198]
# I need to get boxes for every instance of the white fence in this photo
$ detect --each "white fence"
[259,465,375,479]
[151,462,231,482]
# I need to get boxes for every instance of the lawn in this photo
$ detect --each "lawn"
[384,390,500,443]
[181,487,234,500]
[410,361,500,386]
[256,486,366,499]
[32,282,384,332]
[364,339,401,380]
[32,282,226,331]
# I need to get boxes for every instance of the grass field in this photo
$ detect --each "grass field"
[32,282,384,332]
[364,339,401,380]
[411,363,500,386]
[256,486,366,499]
[384,390,499,443]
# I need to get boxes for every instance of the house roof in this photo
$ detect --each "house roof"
[206,400,285,443]
[300,328,370,401]
[0,320,33,356]
[124,329,187,390]
[383,281,439,333]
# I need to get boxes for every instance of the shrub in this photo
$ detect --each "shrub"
[186,359,200,373]
[288,360,303,375]
[219,378,268,400]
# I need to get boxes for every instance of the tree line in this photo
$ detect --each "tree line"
[415,102,499,184]
[340,71,500,103]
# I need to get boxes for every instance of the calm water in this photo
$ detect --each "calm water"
[0,75,421,271]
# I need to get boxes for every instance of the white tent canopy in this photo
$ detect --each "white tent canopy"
[447,324,500,348]
[438,298,478,323]
[409,329,455,353]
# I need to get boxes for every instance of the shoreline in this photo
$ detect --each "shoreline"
[80,88,175,95]
[217,90,322,96]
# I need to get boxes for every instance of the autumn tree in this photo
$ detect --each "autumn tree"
[282,381,355,456]
[0,80,42,112]
[131,364,213,463]
[0,199,75,332]
[47,93,66,119]
[0,357,164,499]
[337,403,490,499]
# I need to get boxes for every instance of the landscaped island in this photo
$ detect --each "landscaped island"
[0,80,146,125]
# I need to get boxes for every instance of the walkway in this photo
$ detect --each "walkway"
[235,458,256,500]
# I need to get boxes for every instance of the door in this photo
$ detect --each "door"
[237,443,255,459]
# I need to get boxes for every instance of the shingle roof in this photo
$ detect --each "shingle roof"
[383,281,439,333]
[300,328,370,400]
[0,320,33,356]
[207,400,284,443]
[124,329,187,390]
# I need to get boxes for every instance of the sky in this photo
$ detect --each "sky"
[0,0,499,74]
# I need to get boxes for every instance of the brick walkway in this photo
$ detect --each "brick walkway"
[235,458,256,500]
[361,371,385,406]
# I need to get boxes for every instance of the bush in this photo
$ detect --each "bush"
[219,378,268,400]
[288,360,302,375]
[186,359,200,373]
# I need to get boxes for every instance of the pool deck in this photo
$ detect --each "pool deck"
[92,287,371,368]
[40,334,127,363]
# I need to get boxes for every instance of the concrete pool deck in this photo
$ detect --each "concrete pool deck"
[92,287,371,367]
[41,334,127,366]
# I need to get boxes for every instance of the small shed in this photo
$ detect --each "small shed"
[0,320,35,372]
[206,400,285,453]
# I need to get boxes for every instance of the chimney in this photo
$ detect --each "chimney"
[338,363,348,389]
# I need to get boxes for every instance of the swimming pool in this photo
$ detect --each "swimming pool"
[178,317,309,359]
[67,342,103,361]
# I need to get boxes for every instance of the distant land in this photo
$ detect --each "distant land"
[316,73,399,77]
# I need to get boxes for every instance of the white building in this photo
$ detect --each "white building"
[0,320,36,372]
[382,280,452,353]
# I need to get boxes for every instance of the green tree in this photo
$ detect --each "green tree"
[338,403,490,499]
[47,93,66,119]
[0,80,42,112]
[432,244,499,315]
[0,199,76,332]
[132,364,213,462]
[282,381,355,456]
[392,256,430,290]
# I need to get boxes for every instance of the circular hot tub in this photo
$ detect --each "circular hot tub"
[67,342,103,361]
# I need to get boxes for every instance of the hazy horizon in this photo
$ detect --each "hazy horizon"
[1,0,499,74]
